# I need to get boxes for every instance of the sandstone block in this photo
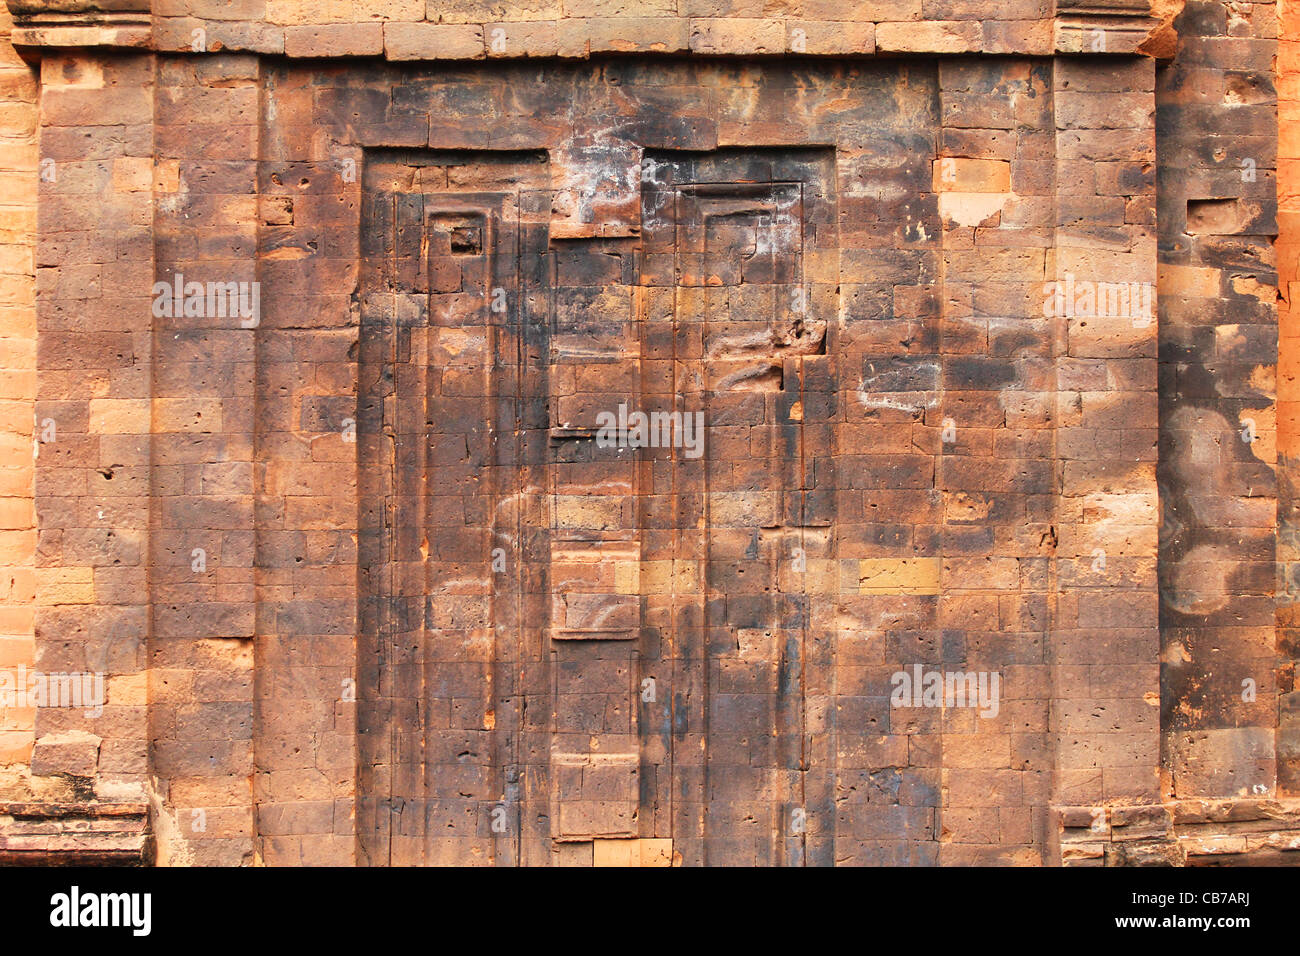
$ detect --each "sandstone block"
[284,24,384,57]
[876,20,980,53]
[384,23,484,60]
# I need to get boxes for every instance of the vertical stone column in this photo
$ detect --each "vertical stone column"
[1156,2,1279,800]
[148,53,259,865]
[31,52,154,801]
[255,62,361,866]
[828,64,944,866]
[934,58,1060,863]
[1051,57,1161,815]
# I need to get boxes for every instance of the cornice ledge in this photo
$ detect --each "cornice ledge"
[6,0,151,50]
[1054,0,1183,59]
[4,0,1188,61]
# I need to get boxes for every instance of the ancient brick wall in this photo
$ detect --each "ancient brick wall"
[14,46,1162,865]
[29,49,157,842]
[1156,0,1281,799]
[2,0,1300,867]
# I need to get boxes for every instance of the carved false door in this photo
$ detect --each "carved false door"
[358,148,834,866]
[639,150,835,866]
[358,152,550,866]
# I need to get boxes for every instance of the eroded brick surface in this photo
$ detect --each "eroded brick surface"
[272,56,1154,866]
[1157,0,1280,801]
[0,0,1297,867]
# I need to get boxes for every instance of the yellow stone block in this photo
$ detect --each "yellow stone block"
[640,559,699,594]
[553,494,621,530]
[35,566,92,604]
[89,398,150,434]
[855,557,941,595]
[1158,263,1221,299]
[932,157,1011,193]
[804,558,839,595]
[639,838,673,866]
[153,160,180,194]
[108,672,148,706]
[592,837,674,867]
[640,559,672,592]
[592,838,639,867]
[614,560,640,594]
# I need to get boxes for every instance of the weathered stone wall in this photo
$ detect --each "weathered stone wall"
[1048,56,1161,813]
[15,46,1166,865]
[30,49,156,815]
[2,0,1299,866]
[1156,0,1280,799]
[149,53,258,866]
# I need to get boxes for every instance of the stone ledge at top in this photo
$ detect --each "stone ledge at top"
[3,0,1174,59]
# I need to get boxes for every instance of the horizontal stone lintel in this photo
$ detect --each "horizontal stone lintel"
[5,10,1162,59]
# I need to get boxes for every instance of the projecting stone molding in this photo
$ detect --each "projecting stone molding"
[3,0,1170,58]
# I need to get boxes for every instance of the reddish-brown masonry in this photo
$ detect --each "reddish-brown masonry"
[0,0,1297,866]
